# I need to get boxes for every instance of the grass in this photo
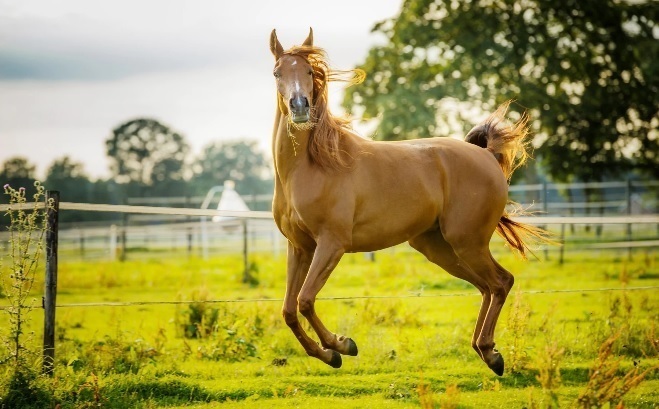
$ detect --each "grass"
[1,248,658,408]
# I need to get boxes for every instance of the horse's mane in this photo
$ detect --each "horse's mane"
[284,46,365,170]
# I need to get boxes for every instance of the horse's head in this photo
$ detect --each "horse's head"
[270,28,315,124]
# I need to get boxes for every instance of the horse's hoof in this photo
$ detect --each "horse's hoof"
[347,338,359,356]
[488,353,505,376]
[329,350,342,368]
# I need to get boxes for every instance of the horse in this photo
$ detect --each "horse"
[268,28,549,376]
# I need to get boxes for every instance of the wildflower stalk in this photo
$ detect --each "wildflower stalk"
[1,182,51,375]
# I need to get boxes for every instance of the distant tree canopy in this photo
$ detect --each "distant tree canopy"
[1,123,275,228]
[344,0,658,182]
[2,122,273,216]
[194,141,272,196]
[0,157,37,202]
[106,118,190,191]
[44,156,92,202]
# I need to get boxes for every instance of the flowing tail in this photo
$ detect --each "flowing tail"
[465,101,554,258]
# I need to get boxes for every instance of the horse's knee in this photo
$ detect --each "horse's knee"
[490,283,508,300]
[499,270,517,300]
[282,308,298,327]
[297,297,314,317]
[502,271,514,293]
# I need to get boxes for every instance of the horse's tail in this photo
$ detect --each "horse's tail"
[465,101,529,180]
[465,101,554,258]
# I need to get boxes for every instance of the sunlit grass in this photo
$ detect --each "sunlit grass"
[1,248,657,407]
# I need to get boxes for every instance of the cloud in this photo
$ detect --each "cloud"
[0,0,402,178]
[0,0,398,81]
[0,13,242,80]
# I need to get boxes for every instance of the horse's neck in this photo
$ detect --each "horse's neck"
[273,112,311,181]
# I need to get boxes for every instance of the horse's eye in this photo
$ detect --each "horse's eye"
[307,69,313,76]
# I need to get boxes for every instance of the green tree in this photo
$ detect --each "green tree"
[44,156,92,200]
[105,118,190,195]
[0,157,37,203]
[150,157,188,197]
[344,0,658,182]
[193,140,272,197]
[44,156,95,222]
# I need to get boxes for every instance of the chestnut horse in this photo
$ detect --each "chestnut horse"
[269,28,548,375]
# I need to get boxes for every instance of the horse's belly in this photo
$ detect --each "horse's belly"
[348,207,438,252]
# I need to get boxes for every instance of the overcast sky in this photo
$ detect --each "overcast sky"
[0,0,402,179]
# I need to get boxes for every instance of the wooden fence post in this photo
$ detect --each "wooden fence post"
[79,229,85,258]
[626,179,633,260]
[242,219,250,283]
[543,182,549,260]
[120,213,127,262]
[43,190,59,376]
[559,222,566,265]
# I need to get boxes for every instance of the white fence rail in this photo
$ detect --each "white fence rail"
[1,201,657,265]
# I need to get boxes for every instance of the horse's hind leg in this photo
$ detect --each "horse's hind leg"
[410,230,512,376]
[452,245,512,376]
[409,231,491,362]
[491,256,515,296]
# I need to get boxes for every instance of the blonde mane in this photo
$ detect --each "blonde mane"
[284,46,365,170]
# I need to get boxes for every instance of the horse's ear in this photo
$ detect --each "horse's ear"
[302,27,313,47]
[270,29,284,59]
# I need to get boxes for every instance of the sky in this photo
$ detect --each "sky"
[0,0,402,179]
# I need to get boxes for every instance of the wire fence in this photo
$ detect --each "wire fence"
[1,192,657,373]
[2,202,658,263]
[0,285,652,311]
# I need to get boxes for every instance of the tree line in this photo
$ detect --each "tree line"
[3,0,657,219]
[343,0,658,184]
[1,118,273,223]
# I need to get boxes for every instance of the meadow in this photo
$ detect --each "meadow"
[1,244,658,408]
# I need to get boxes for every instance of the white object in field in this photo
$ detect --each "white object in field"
[213,180,250,223]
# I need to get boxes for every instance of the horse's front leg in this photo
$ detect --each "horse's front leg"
[297,237,358,368]
[282,243,339,366]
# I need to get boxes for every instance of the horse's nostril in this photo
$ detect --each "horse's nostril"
[290,95,309,111]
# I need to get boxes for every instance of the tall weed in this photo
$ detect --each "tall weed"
[176,289,265,361]
[506,289,532,372]
[0,182,53,407]
[576,332,659,408]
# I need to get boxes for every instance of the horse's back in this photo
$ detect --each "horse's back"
[356,135,506,194]
[344,135,507,250]
[391,136,510,239]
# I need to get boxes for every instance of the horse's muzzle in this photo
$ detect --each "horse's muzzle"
[289,95,310,123]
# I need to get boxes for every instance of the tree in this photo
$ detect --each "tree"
[193,140,272,197]
[46,156,86,179]
[105,118,190,193]
[344,0,658,182]
[0,157,37,203]
[149,158,188,197]
[44,157,94,222]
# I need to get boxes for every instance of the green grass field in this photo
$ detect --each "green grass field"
[1,246,658,408]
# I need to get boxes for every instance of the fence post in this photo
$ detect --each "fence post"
[626,178,632,260]
[120,213,127,262]
[186,195,193,258]
[559,222,565,265]
[79,229,85,258]
[43,190,59,376]
[109,224,117,261]
[543,182,549,260]
[242,219,250,283]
